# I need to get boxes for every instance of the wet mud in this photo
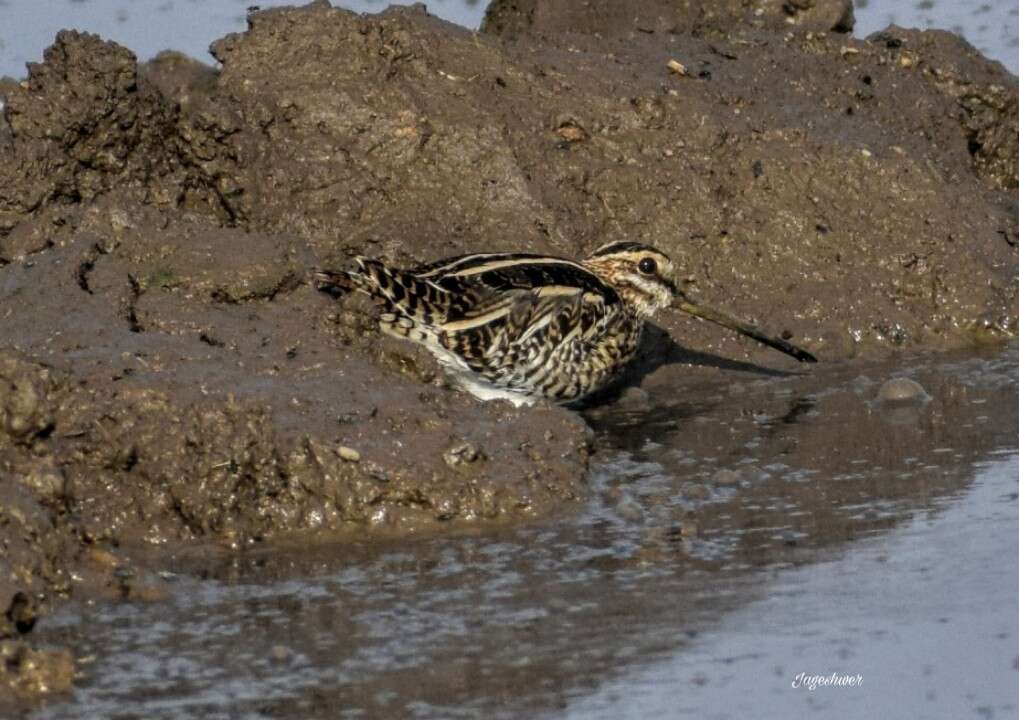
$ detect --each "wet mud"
[1,0,1018,707]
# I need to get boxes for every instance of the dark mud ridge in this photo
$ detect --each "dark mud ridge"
[0,0,1017,699]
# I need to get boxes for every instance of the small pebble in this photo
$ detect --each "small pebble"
[369,507,391,526]
[338,446,361,462]
[684,483,709,500]
[712,468,741,486]
[443,442,479,467]
[615,497,644,523]
[270,645,292,664]
[877,377,929,403]
[666,59,688,76]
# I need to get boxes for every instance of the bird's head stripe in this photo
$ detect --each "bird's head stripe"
[588,241,649,257]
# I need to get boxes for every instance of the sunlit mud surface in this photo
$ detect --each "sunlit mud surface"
[27,344,1019,719]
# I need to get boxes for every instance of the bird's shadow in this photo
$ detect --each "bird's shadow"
[573,323,807,410]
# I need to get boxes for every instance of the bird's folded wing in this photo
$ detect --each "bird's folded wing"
[442,287,602,342]
[439,289,535,332]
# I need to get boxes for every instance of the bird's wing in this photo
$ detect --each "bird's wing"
[438,289,535,333]
[423,256,619,321]
[439,287,610,375]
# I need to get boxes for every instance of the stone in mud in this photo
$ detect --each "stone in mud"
[338,446,362,463]
[877,377,930,403]
[712,468,742,486]
[443,442,481,467]
[269,645,293,665]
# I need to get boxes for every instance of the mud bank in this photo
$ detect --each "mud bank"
[0,0,1017,700]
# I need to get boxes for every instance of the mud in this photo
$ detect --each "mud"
[0,0,1018,705]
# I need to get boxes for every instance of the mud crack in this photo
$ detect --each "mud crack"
[125,274,144,333]
[75,243,106,294]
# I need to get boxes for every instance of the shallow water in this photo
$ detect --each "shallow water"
[26,344,1019,719]
[566,453,1019,719]
[0,0,1017,78]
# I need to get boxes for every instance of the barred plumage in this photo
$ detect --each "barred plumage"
[315,241,815,406]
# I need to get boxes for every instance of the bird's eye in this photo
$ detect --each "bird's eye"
[638,257,657,275]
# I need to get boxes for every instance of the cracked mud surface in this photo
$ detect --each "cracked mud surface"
[0,0,1017,706]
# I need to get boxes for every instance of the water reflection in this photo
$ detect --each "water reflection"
[29,344,1019,719]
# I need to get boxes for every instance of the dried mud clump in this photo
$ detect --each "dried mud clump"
[483,0,856,36]
[1,33,174,235]
[0,0,1018,700]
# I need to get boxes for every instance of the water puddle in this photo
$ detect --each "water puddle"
[26,344,1019,718]
[566,451,1019,719]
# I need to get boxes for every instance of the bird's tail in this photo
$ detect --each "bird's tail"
[312,267,361,299]
[313,258,454,325]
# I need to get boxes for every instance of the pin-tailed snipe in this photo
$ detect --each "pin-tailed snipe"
[315,242,816,406]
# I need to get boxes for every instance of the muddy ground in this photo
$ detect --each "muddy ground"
[0,0,1017,702]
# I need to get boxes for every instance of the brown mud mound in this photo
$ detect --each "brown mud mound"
[0,0,1018,701]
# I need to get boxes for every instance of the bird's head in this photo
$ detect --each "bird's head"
[583,240,817,363]
[582,241,682,317]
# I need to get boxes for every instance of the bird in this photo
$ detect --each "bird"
[314,241,816,406]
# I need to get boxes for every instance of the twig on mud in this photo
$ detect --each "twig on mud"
[438,69,477,82]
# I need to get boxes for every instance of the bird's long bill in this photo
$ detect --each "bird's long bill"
[673,297,817,363]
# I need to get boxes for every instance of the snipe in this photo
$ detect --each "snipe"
[315,241,815,406]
